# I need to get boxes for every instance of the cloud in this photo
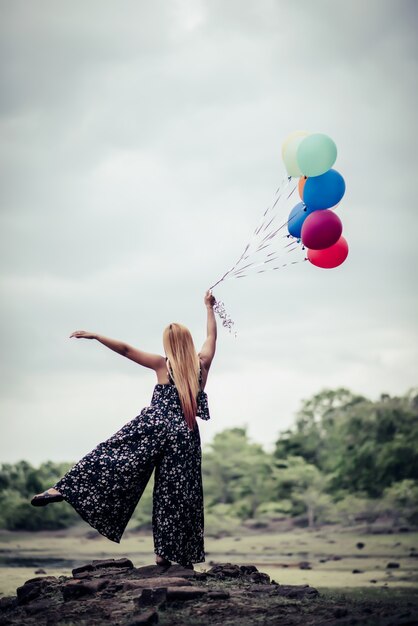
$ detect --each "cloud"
[0,0,417,462]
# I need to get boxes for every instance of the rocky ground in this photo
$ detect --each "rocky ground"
[0,558,417,626]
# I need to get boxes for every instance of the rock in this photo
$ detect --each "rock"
[166,586,207,601]
[207,590,230,600]
[34,568,47,574]
[1,558,323,625]
[352,569,363,574]
[249,584,274,593]
[62,577,109,600]
[386,562,400,569]
[250,572,270,584]
[356,542,365,549]
[275,584,319,599]
[24,598,53,615]
[72,557,134,577]
[221,567,240,578]
[135,587,167,608]
[207,563,241,578]
[127,609,159,625]
[370,579,377,583]
[334,607,348,618]
[0,596,17,611]
[132,564,196,579]
[239,565,258,574]
[92,557,134,569]
[16,577,59,605]
[331,555,342,560]
[123,577,191,591]
[85,530,101,539]
[299,561,312,570]
[72,563,95,576]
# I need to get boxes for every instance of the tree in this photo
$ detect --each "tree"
[203,428,275,519]
[273,456,330,527]
[274,388,418,498]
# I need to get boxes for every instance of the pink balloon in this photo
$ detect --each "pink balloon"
[301,209,343,250]
[308,236,349,269]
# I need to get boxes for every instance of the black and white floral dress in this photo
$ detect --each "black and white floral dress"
[53,370,210,565]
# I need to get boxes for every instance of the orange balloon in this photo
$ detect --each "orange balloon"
[298,176,307,200]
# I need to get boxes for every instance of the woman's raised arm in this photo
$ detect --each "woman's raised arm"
[70,331,165,371]
[198,291,217,371]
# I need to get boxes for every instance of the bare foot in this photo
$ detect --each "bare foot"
[34,487,61,498]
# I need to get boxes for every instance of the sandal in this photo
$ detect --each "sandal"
[31,490,64,507]
[155,555,171,567]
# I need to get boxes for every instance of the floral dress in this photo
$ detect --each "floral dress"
[53,372,210,566]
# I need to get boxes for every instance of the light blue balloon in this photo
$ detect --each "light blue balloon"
[287,202,316,238]
[303,169,346,211]
[297,133,337,177]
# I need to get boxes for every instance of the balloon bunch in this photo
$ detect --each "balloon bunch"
[283,132,349,269]
[209,131,350,333]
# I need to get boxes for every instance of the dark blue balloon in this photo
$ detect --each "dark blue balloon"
[287,202,316,238]
[303,168,346,211]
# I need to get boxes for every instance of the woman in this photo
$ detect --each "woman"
[31,290,217,568]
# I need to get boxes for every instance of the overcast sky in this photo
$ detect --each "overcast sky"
[1,0,417,465]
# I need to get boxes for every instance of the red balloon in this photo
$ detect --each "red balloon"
[308,236,349,269]
[301,209,342,250]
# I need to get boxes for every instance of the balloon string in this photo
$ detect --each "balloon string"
[211,257,307,336]
[209,177,293,290]
[229,242,303,277]
[232,256,307,279]
[209,178,299,290]
[211,206,305,287]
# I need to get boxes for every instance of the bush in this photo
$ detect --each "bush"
[205,503,241,537]
[255,500,294,518]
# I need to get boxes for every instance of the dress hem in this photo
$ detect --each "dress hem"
[54,484,122,544]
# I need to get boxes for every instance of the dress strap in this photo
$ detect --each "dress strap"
[166,358,174,385]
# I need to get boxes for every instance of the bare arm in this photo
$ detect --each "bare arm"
[198,291,217,371]
[70,330,165,371]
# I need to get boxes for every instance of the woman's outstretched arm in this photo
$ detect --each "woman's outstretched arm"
[198,290,217,371]
[70,330,165,371]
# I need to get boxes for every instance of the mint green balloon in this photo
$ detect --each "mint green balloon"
[297,133,337,177]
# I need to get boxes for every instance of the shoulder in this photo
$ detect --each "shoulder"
[156,356,171,384]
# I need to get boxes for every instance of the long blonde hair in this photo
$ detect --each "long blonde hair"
[163,323,200,430]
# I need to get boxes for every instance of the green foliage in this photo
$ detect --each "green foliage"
[274,387,418,498]
[131,479,154,530]
[380,479,418,524]
[1,387,417,532]
[332,493,383,526]
[203,428,275,518]
[204,504,241,537]
[0,461,78,531]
